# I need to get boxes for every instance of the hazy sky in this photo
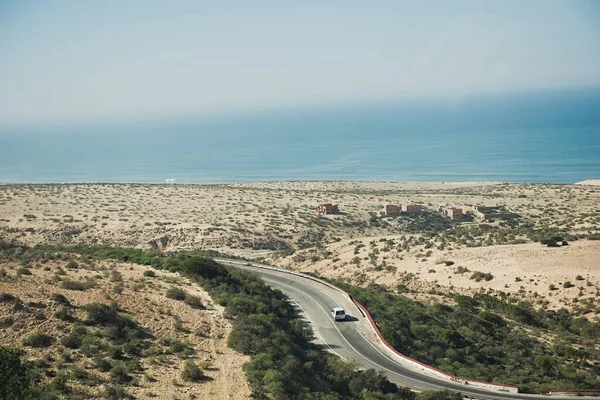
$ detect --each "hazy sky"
[1,1,599,125]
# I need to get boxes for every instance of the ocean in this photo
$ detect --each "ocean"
[1,89,599,184]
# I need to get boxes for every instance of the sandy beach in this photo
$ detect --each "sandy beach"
[576,179,600,186]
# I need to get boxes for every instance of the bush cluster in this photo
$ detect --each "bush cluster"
[166,287,204,309]
[336,281,600,394]
[180,359,204,382]
[23,332,54,348]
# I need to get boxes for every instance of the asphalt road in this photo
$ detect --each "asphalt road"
[217,259,597,400]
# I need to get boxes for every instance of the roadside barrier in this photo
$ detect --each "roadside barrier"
[216,258,519,394]
[548,390,600,397]
[352,299,518,393]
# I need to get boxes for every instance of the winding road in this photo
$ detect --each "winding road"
[216,258,597,400]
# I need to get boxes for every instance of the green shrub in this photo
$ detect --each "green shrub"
[102,383,130,399]
[0,293,17,302]
[60,279,88,291]
[48,374,69,394]
[180,360,204,382]
[80,335,100,356]
[81,303,135,330]
[69,366,89,382]
[82,303,120,324]
[416,390,463,400]
[109,363,132,384]
[50,293,70,305]
[108,346,124,360]
[123,359,142,373]
[93,357,112,372]
[454,266,470,274]
[143,270,156,277]
[113,282,124,294]
[54,307,75,322]
[23,332,54,348]
[16,268,32,276]
[541,236,564,247]
[110,270,123,283]
[166,287,186,301]
[0,316,14,328]
[184,294,204,309]
[470,271,494,282]
[563,281,574,288]
[338,278,600,393]
[180,256,227,280]
[0,346,31,399]
[168,339,193,356]
[60,333,82,349]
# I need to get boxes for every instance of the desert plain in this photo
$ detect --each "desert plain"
[1,181,599,314]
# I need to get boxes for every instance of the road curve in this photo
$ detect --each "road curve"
[217,259,597,400]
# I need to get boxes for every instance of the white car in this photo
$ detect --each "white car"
[331,307,346,321]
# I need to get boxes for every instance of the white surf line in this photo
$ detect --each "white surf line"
[262,278,431,388]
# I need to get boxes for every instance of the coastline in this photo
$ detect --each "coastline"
[0,178,594,186]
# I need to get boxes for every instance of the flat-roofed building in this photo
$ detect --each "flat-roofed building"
[440,207,463,221]
[383,204,402,216]
[316,203,339,215]
[403,204,423,214]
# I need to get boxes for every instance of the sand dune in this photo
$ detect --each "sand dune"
[576,179,600,186]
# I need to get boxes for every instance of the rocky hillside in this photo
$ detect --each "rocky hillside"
[0,247,250,399]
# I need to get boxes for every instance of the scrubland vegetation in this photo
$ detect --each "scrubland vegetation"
[1,183,599,311]
[0,240,243,399]
[1,240,464,399]
[335,280,600,394]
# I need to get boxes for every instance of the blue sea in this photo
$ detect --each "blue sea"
[1,89,599,184]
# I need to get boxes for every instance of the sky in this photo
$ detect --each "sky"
[1,1,599,126]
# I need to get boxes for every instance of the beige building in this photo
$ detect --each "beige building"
[383,204,402,216]
[403,204,423,214]
[316,203,339,215]
[440,207,463,221]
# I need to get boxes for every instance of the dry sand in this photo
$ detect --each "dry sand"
[576,179,600,186]
[0,182,599,316]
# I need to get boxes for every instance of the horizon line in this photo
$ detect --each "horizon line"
[2,84,600,131]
